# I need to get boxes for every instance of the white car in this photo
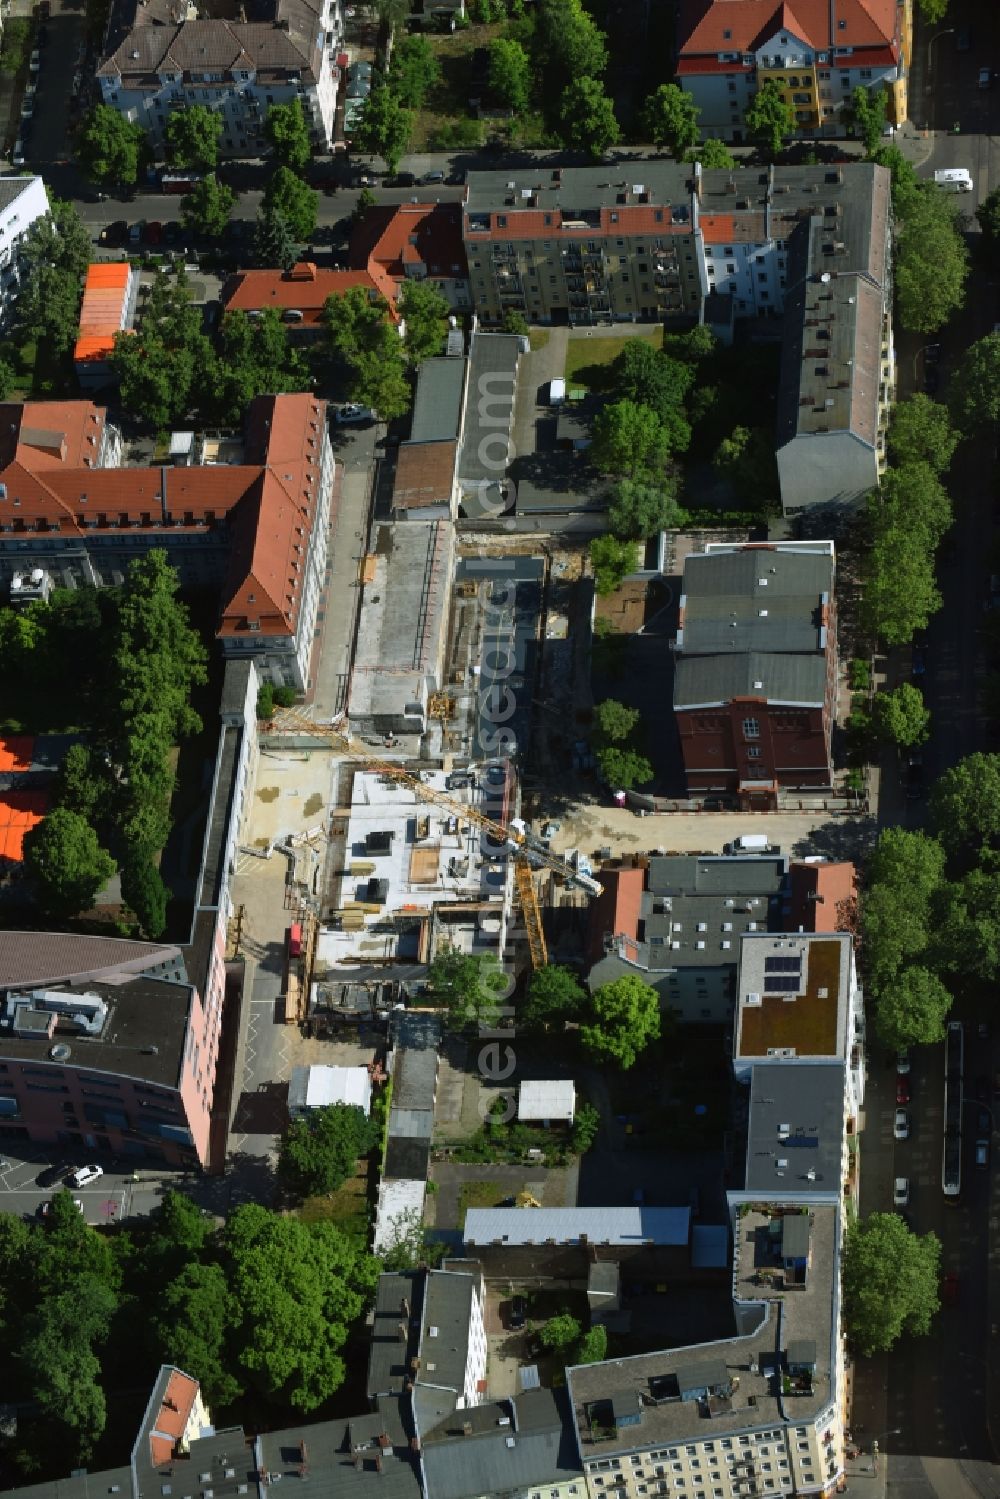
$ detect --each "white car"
[893,1176,909,1208]
[67,1164,103,1188]
[334,403,375,425]
[893,1109,910,1140]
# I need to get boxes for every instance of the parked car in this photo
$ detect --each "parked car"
[976,1138,990,1169]
[923,366,940,395]
[905,754,925,800]
[36,1162,71,1188]
[99,220,128,246]
[893,1108,910,1140]
[976,1106,991,1135]
[893,1177,910,1207]
[128,221,145,244]
[422,169,445,183]
[896,1048,911,1075]
[924,343,941,366]
[446,169,466,185]
[978,1074,991,1103]
[980,1021,992,1041]
[334,402,374,425]
[38,1196,83,1217]
[980,68,994,90]
[896,1075,911,1106]
[509,1294,527,1329]
[943,1270,960,1304]
[911,643,927,679]
[143,220,163,245]
[956,25,971,49]
[163,220,182,245]
[394,171,416,186]
[67,1164,103,1188]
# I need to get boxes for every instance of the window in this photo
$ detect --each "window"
[747,746,761,759]
[743,717,760,739]
[726,262,736,273]
[860,68,872,78]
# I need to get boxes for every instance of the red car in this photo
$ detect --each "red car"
[896,1076,911,1105]
[943,1271,959,1305]
[143,220,163,245]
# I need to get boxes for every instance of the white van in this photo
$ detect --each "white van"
[548,377,566,407]
[934,168,973,193]
[725,833,770,854]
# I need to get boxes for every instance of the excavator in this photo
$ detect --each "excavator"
[273,709,603,968]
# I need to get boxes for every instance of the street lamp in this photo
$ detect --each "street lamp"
[927,27,955,79]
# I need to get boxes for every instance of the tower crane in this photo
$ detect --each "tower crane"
[272,709,604,968]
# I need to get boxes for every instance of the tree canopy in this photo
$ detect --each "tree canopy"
[842,1213,940,1355]
[354,86,413,175]
[590,534,638,596]
[182,173,236,239]
[608,479,687,539]
[77,105,146,188]
[112,270,216,429]
[592,696,653,789]
[948,334,1000,432]
[870,684,930,748]
[685,138,735,169]
[265,99,312,171]
[488,38,532,114]
[214,307,309,424]
[165,105,222,171]
[522,964,587,1032]
[279,1103,377,1199]
[860,827,946,993]
[263,166,318,241]
[254,204,298,272]
[427,946,510,1030]
[388,34,441,109]
[930,753,1000,858]
[532,0,607,92]
[976,185,1000,269]
[591,400,670,479]
[744,81,793,159]
[580,975,661,1069]
[895,184,969,334]
[887,394,959,473]
[557,77,619,158]
[13,198,93,358]
[399,279,450,364]
[642,83,700,157]
[851,85,887,154]
[873,965,952,1049]
[22,809,116,919]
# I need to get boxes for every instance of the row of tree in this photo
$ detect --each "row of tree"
[15,554,207,935]
[0,1190,379,1477]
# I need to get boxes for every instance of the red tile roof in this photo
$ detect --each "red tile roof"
[587,864,645,966]
[221,260,399,326]
[74,262,133,365]
[0,393,331,644]
[351,201,468,284]
[147,1369,201,1468]
[677,0,897,57]
[464,205,691,242]
[787,860,857,933]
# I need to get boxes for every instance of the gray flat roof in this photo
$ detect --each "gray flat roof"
[393,1046,437,1110]
[410,357,466,444]
[416,1269,477,1396]
[678,548,834,656]
[420,1390,582,1499]
[744,1063,845,1195]
[567,1204,838,1455]
[674,651,828,708]
[464,1206,690,1246]
[367,1270,422,1401]
[457,332,520,483]
[259,1406,421,1499]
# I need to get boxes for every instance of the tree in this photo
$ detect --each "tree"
[744,81,793,159]
[279,1103,377,1199]
[851,85,887,154]
[842,1213,940,1355]
[596,745,654,790]
[712,425,780,513]
[611,341,693,429]
[265,99,312,172]
[501,309,530,337]
[21,197,92,283]
[263,166,317,241]
[112,271,217,429]
[948,334,1000,432]
[488,38,532,115]
[533,0,607,90]
[930,753,1000,858]
[522,964,586,1032]
[580,975,661,1069]
[181,173,236,239]
[121,853,170,939]
[557,77,619,159]
[351,346,412,420]
[54,743,107,822]
[353,186,377,223]
[860,828,945,991]
[874,966,952,1049]
[77,104,146,188]
[895,185,969,334]
[870,684,930,748]
[141,1190,214,1279]
[609,479,687,540]
[388,34,441,109]
[916,0,948,21]
[642,83,700,158]
[869,143,919,206]
[540,1313,581,1351]
[324,284,395,361]
[976,185,1000,268]
[574,1325,608,1364]
[399,279,450,364]
[935,869,1000,982]
[572,1101,600,1153]
[165,105,222,171]
[685,139,735,169]
[223,1204,380,1410]
[594,697,640,742]
[591,401,669,478]
[427,946,509,1030]
[353,86,413,175]
[887,393,958,473]
[22,808,116,919]
[12,198,95,357]
[253,204,298,272]
[18,1284,117,1451]
[151,1261,242,1407]
[590,534,637,595]
[214,307,309,424]
[379,1207,447,1271]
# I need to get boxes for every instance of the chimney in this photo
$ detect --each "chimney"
[378,1433,392,1450]
[400,1297,410,1318]
[462,1422,472,1436]
[409,1437,421,1455]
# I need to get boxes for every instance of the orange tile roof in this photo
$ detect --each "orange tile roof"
[74,262,133,365]
[677,0,897,56]
[587,864,645,965]
[787,861,857,933]
[351,201,468,283]
[147,1368,201,1467]
[464,205,691,242]
[0,788,48,862]
[221,262,399,325]
[0,735,34,773]
[0,400,108,470]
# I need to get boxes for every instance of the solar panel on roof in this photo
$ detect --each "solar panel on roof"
[764,976,799,994]
[764,956,802,973]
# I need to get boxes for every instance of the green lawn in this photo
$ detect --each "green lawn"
[298,1171,370,1243]
[563,328,663,393]
[457,1179,516,1219]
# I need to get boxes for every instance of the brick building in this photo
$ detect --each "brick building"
[672,543,837,802]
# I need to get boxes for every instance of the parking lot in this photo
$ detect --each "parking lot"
[0,1145,182,1225]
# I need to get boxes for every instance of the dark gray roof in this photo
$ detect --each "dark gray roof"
[392,1047,438,1111]
[366,1270,423,1401]
[390,1009,442,1050]
[410,358,466,444]
[0,931,184,991]
[415,1269,476,1399]
[258,1404,421,1499]
[673,651,828,708]
[457,333,520,483]
[676,1360,729,1394]
[99,17,321,79]
[679,548,833,655]
[4,1469,133,1499]
[384,1136,430,1181]
[420,1390,582,1499]
[787,1338,817,1366]
[744,1062,845,1195]
[781,1214,812,1260]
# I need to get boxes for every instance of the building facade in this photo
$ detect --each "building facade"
[672,543,838,800]
[0,176,48,327]
[675,0,911,141]
[97,0,342,155]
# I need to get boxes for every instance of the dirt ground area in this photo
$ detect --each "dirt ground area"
[543,802,877,864]
[244,746,339,849]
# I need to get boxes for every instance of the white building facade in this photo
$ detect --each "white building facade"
[0,176,49,326]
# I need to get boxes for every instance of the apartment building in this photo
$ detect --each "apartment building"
[0,176,48,327]
[0,393,335,691]
[411,1266,489,1438]
[673,543,838,800]
[675,0,911,142]
[97,0,342,156]
[461,162,890,347]
[352,202,471,310]
[220,260,400,336]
